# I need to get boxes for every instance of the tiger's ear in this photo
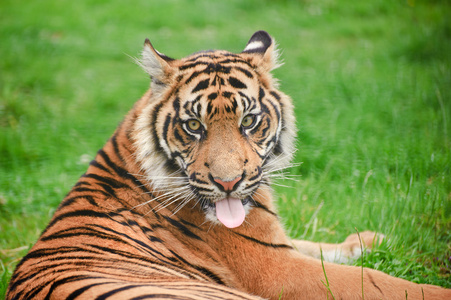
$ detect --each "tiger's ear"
[242,31,282,72]
[138,39,175,93]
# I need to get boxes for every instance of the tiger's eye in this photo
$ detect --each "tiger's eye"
[187,119,201,132]
[241,115,255,128]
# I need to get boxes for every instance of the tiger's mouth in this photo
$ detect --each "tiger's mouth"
[202,196,252,228]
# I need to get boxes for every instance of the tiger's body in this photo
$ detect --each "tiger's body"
[7,31,450,299]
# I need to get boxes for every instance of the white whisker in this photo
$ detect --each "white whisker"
[268,182,294,189]
[132,185,191,211]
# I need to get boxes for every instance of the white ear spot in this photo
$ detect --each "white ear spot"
[244,41,265,52]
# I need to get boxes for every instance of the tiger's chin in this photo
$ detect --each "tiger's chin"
[202,196,252,228]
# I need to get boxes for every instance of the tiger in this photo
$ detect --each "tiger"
[7,30,450,300]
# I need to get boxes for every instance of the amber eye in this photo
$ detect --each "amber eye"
[241,115,256,128]
[186,119,201,132]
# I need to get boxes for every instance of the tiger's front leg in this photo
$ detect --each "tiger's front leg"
[291,231,384,264]
[247,249,448,299]
[217,223,449,300]
[203,196,449,300]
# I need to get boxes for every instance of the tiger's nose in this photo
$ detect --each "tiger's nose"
[213,176,242,192]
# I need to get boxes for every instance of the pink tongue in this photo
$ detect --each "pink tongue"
[215,198,245,228]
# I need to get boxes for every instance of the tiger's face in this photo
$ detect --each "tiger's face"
[134,31,296,228]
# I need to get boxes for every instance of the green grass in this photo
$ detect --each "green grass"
[1,0,450,297]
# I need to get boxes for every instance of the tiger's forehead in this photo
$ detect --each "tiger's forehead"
[174,51,260,120]
[180,50,253,71]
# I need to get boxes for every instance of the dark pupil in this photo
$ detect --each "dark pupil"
[190,121,199,130]
[243,116,253,126]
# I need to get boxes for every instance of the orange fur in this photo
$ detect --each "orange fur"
[7,31,450,300]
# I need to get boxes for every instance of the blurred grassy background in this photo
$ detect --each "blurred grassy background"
[1,0,450,296]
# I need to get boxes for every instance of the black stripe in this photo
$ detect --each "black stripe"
[179,61,209,71]
[258,87,265,102]
[243,179,261,191]
[228,77,247,89]
[83,173,129,189]
[234,66,254,78]
[96,284,141,300]
[66,282,108,300]
[111,134,126,164]
[94,184,115,199]
[25,246,93,260]
[184,71,203,85]
[207,92,217,100]
[173,128,186,146]
[249,122,263,138]
[368,272,384,296]
[259,119,271,138]
[265,97,282,154]
[217,58,254,69]
[191,266,225,287]
[201,63,231,75]
[267,99,281,127]
[96,150,129,178]
[163,216,203,241]
[90,160,112,174]
[24,261,159,299]
[44,275,104,300]
[130,295,199,300]
[84,245,198,280]
[73,187,111,198]
[151,101,166,154]
[27,247,176,279]
[73,180,92,187]
[206,102,214,116]
[97,150,152,195]
[41,227,125,243]
[168,250,225,285]
[192,96,203,118]
[127,283,253,300]
[162,114,172,149]
[85,243,167,264]
[230,97,238,112]
[190,173,209,185]
[248,167,262,182]
[6,247,86,294]
[191,185,214,193]
[165,158,182,174]
[173,96,181,114]
[222,91,233,98]
[270,90,281,101]
[182,55,252,70]
[41,210,108,236]
[192,79,210,93]
[59,195,98,209]
[176,74,184,82]
[238,92,250,110]
[58,196,78,208]
[170,150,182,161]
[211,76,217,86]
[252,199,278,216]
[179,218,202,230]
[249,97,258,111]
[88,224,175,261]
[234,232,292,249]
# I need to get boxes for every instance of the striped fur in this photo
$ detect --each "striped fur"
[7,31,450,300]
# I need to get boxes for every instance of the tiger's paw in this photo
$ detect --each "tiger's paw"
[336,231,384,263]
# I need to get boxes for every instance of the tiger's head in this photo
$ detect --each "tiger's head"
[133,31,296,228]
